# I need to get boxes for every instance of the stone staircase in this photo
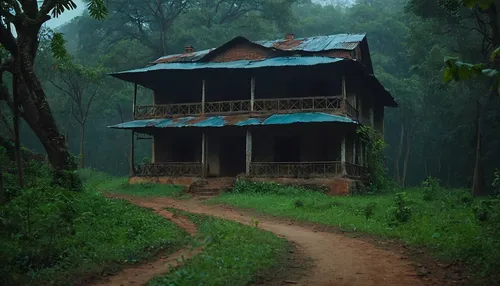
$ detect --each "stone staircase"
[188,177,236,198]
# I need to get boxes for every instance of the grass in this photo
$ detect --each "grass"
[208,180,500,283]
[0,163,190,285]
[79,168,187,198]
[149,208,289,286]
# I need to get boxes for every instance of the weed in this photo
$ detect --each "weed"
[388,192,411,224]
[363,202,377,219]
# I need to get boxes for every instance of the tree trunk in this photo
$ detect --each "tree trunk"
[395,122,404,183]
[402,129,411,188]
[12,72,25,188]
[79,123,85,169]
[472,100,487,197]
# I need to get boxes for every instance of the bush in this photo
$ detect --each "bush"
[422,176,441,201]
[294,200,305,208]
[387,192,411,224]
[232,179,308,195]
[363,202,377,219]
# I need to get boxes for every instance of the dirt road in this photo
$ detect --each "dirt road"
[107,195,430,286]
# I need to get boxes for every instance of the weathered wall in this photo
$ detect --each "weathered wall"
[209,42,270,62]
[206,132,221,176]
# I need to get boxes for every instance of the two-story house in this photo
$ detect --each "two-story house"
[109,33,397,195]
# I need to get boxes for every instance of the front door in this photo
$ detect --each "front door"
[219,135,246,176]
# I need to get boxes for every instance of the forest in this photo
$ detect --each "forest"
[1,0,500,285]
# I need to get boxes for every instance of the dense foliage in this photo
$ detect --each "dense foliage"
[216,180,500,283]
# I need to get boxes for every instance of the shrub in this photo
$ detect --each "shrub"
[422,176,441,201]
[388,192,411,224]
[363,202,377,219]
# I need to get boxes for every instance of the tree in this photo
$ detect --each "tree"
[50,58,105,169]
[441,0,500,196]
[0,0,107,185]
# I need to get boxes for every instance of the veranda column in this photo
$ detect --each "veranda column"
[341,134,347,176]
[341,76,347,111]
[201,132,207,177]
[250,77,255,111]
[201,80,206,114]
[133,83,137,119]
[352,137,357,164]
[245,129,252,175]
[130,130,135,177]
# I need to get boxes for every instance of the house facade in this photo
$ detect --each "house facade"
[109,33,397,194]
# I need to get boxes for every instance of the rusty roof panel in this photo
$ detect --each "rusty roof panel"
[254,33,365,52]
[108,112,357,130]
[153,49,213,64]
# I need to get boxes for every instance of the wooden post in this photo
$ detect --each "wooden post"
[152,134,155,163]
[341,76,347,112]
[250,77,255,111]
[341,134,347,175]
[201,132,207,177]
[133,83,137,120]
[130,130,135,177]
[245,129,252,175]
[201,80,206,114]
[352,137,357,164]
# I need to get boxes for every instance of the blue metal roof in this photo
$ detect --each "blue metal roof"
[112,56,344,75]
[108,112,357,129]
[255,33,365,52]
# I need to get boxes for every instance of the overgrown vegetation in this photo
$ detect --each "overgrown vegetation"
[0,150,188,285]
[79,169,189,198]
[149,208,288,286]
[357,126,391,193]
[213,180,500,283]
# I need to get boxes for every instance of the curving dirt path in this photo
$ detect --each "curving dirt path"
[108,195,433,286]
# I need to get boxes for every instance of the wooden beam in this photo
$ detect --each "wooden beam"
[201,132,207,177]
[341,76,347,112]
[201,80,206,114]
[250,77,255,111]
[133,83,137,120]
[152,134,155,163]
[246,129,252,175]
[341,134,346,175]
[130,130,135,177]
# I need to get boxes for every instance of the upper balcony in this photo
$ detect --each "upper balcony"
[134,96,359,120]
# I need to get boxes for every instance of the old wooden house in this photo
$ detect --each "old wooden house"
[109,33,397,194]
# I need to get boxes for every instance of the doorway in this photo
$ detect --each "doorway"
[219,135,246,176]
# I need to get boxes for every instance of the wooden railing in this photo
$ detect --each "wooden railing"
[249,161,367,179]
[345,162,368,180]
[249,161,343,178]
[134,96,358,120]
[134,163,203,177]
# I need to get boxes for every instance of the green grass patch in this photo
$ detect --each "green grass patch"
[0,187,189,285]
[209,180,500,284]
[79,169,187,198]
[149,208,288,286]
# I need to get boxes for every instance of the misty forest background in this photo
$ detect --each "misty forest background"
[2,0,499,190]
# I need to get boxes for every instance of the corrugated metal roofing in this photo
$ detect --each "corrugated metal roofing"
[151,33,365,64]
[111,56,344,75]
[255,34,365,52]
[153,48,213,64]
[108,112,357,129]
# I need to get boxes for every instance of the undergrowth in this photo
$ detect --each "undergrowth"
[211,179,500,283]
[0,149,188,285]
[149,208,288,286]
